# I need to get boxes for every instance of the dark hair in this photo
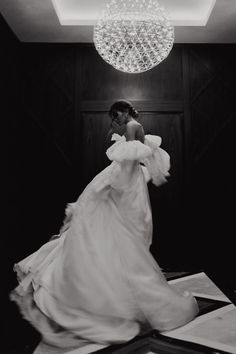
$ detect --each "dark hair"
[109,100,139,121]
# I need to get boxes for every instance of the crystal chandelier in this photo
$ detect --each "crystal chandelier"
[93,0,174,74]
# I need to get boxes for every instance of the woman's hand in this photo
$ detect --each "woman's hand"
[110,121,127,136]
[111,120,121,131]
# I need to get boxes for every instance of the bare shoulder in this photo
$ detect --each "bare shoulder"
[126,121,141,135]
[127,120,141,126]
[126,120,142,130]
[126,120,144,142]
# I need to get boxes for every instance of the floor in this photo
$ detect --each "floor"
[8,271,236,354]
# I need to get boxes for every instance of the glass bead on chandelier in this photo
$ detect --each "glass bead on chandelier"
[93,0,174,74]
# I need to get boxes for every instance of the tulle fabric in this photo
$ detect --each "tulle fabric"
[106,133,170,187]
[10,134,198,354]
[143,135,170,185]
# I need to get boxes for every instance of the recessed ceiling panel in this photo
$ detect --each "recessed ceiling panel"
[52,0,216,26]
[1,0,235,43]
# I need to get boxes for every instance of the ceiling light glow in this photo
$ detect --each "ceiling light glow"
[93,0,174,73]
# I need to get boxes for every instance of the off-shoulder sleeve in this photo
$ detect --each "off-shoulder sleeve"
[143,135,171,186]
[104,134,151,192]
[106,136,152,162]
[105,133,170,189]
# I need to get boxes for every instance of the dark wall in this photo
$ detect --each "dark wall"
[6,36,236,269]
[4,13,236,351]
[6,43,79,257]
[2,15,39,354]
[186,45,236,294]
[14,42,236,269]
[3,18,77,353]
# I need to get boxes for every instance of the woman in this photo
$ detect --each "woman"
[10,100,198,354]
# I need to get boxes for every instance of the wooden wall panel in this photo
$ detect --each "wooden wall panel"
[188,46,236,163]
[80,46,183,101]
[80,112,112,184]
[5,8,236,350]
[9,45,79,259]
[7,41,236,272]
[80,111,184,198]
[138,112,184,200]
[184,45,236,274]
[79,105,184,265]
[20,45,76,167]
[75,45,187,268]
[134,112,184,263]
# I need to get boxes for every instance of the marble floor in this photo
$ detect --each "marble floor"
[9,271,236,354]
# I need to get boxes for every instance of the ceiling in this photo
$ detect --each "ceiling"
[52,0,216,26]
[1,0,236,43]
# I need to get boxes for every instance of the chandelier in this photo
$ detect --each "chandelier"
[93,0,174,74]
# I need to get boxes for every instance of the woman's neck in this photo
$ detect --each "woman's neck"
[126,117,135,123]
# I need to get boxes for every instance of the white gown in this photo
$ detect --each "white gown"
[10,133,198,354]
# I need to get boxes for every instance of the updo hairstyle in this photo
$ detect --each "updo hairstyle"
[109,100,139,121]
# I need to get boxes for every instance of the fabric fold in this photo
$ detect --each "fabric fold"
[106,133,170,187]
[10,131,198,354]
[106,139,152,163]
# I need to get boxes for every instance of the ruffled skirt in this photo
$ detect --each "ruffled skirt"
[10,163,198,353]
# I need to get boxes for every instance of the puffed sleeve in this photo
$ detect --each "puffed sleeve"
[142,135,170,186]
[105,134,153,191]
[106,134,152,162]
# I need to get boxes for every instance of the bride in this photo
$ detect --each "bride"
[10,100,198,354]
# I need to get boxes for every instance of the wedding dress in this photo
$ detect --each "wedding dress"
[10,133,198,354]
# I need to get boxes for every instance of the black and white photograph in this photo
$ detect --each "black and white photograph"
[3,0,236,353]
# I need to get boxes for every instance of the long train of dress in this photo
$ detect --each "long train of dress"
[10,134,199,353]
